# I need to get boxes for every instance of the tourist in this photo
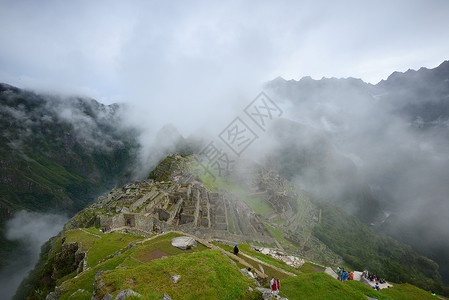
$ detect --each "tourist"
[234,244,239,255]
[337,267,343,281]
[247,268,255,278]
[374,283,380,291]
[275,278,280,296]
[342,270,348,281]
[270,278,280,296]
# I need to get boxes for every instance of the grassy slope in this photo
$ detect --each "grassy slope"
[99,250,255,300]
[57,231,258,300]
[21,226,442,300]
[18,153,447,299]
[281,273,437,300]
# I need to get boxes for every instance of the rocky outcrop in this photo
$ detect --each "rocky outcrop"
[52,242,85,280]
[45,286,64,300]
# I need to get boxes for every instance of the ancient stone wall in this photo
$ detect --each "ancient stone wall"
[134,214,154,232]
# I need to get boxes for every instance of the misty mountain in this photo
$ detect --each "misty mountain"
[265,60,449,283]
[1,60,449,297]
[262,118,383,225]
[18,154,447,299]
[377,60,449,122]
[0,83,141,268]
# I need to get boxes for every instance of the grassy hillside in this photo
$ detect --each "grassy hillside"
[18,230,260,300]
[18,226,444,299]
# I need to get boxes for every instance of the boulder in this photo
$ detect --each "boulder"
[260,248,270,255]
[170,236,197,250]
[46,286,64,300]
[115,289,141,299]
[255,287,272,300]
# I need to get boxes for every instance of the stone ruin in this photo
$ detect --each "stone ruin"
[93,178,274,244]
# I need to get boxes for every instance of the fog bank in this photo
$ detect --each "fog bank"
[0,211,67,300]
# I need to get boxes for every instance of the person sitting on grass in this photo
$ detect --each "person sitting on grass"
[247,268,255,278]
[234,244,239,255]
[374,283,380,291]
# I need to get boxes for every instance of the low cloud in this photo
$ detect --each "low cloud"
[0,211,67,300]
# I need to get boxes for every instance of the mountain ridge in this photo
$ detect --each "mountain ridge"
[16,153,448,299]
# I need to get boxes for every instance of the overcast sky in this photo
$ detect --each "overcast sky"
[1,0,448,112]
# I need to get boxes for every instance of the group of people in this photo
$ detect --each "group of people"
[362,270,386,291]
[336,267,354,281]
[100,225,111,233]
[366,272,386,284]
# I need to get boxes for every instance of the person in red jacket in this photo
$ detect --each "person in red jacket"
[270,278,276,293]
[270,278,281,296]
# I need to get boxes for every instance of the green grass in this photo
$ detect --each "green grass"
[65,289,91,300]
[300,262,323,274]
[263,223,298,251]
[64,229,100,251]
[345,280,392,300]
[243,195,273,214]
[274,219,287,225]
[281,272,373,300]
[98,249,258,300]
[280,270,438,300]
[379,283,437,300]
[131,233,208,263]
[87,232,143,267]
[119,256,144,268]
[39,228,445,300]
[58,232,214,299]
[59,253,129,299]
